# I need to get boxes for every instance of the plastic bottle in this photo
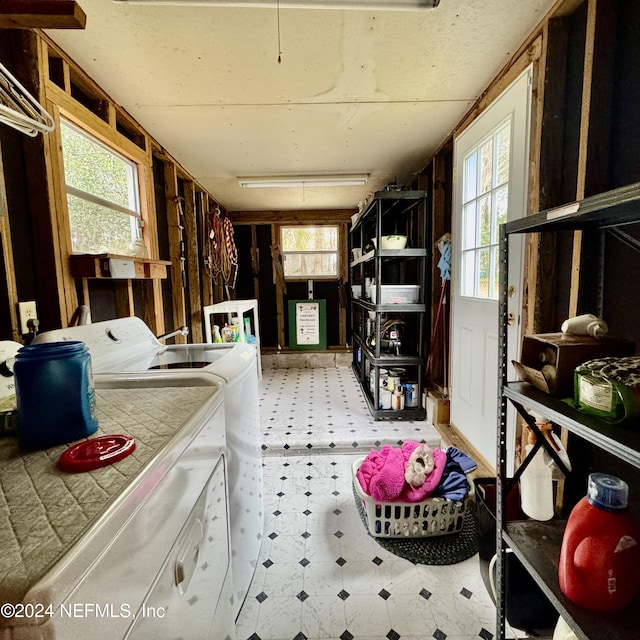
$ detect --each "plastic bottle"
[221,323,233,342]
[559,473,640,611]
[13,341,98,450]
[561,313,608,338]
[519,428,555,521]
[391,384,405,410]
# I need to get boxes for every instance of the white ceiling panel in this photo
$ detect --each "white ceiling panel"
[46,0,556,211]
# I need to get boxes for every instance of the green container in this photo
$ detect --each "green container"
[573,356,640,423]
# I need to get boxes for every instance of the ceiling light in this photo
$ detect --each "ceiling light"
[238,175,369,188]
[114,1,440,10]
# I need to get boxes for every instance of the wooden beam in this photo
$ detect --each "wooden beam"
[528,19,564,335]
[570,0,615,317]
[46,81,148,165]
[272,224,285,350]
[164,163,188,342]
[582,0,617,198]
[228,209,355,225]
[251,224,259,300]
[139,279,164,336]
[199,192,214,306]
[428,155,448,386]
[114,281,134,318]
[0,1,86,30]
[183,181,203,343]
[0,145,20,341]
[339,221,349,347]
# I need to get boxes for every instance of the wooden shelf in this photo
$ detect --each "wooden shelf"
[0,1,86,30]
[69,254,171,280]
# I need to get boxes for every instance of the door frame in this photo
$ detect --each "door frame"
[449,66,532,472]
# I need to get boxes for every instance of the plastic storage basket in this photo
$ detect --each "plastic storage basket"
[352,457,468,538]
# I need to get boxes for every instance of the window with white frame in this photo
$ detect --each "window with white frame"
[280,225,339,279]
[460,118,511,300]
[60,118,142,255]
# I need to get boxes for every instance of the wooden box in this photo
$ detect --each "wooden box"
[513,332,635,398]
[425,389,450,425]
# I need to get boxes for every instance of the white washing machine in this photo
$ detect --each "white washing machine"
[0,371,235,640]
[35,317,263,618]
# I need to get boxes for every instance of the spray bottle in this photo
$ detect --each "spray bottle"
[519,416,571,521]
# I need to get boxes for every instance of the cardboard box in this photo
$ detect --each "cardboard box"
[513,333,635,398]
[425,389,450,425]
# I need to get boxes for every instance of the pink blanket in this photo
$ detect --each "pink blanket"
[356,441,446,503]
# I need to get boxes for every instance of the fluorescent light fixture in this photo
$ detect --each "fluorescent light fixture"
[238,174,369,188]
[114,1,440,10]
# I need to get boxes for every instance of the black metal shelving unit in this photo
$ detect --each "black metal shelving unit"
[496,182,640,640]
[349,190,429,420]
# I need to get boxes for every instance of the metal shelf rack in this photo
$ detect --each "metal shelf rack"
[350,190,430,420]
[496,181,640,640]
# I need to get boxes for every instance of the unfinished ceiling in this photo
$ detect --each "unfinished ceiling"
[45,0,557,212]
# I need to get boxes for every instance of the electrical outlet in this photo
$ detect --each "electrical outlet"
[18,301,38,335]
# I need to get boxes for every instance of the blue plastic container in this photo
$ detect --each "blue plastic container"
[14,341,98,450]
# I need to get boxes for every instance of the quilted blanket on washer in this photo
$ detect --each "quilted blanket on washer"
[0,386,214,606]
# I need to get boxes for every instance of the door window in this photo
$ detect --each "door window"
[461,120,511,300]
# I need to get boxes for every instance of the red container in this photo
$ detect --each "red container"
[559,473,640,612]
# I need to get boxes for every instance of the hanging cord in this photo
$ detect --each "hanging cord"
[203,207,222,281]
[276,0,282,63]
[202,207,238,287]
[210,207,225,283]
[221,215,238,287]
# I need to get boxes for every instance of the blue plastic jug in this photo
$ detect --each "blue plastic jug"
[14,341,98,450]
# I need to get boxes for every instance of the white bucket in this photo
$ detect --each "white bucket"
[381,374,401,391]
[370,368,388,393]
[378,390,392,409]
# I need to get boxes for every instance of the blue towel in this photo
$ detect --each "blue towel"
[446,446,477,473]
[433,446,477,501]
[437,239,451,280]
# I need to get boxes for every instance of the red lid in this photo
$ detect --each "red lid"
[58,435,136,473]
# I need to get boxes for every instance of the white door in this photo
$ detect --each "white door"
[450,67,532,470]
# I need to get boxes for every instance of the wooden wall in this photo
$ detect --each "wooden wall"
[0,34,223,343]
[228,210,353,350]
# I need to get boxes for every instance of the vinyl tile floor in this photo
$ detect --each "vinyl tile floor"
[234,367,500,640]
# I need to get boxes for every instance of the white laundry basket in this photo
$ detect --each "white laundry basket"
[352,457,468,538]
